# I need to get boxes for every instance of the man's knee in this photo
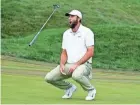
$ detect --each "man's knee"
[72,72,82,81]
[44,65,60,83]
[44,73,53,83]
[72,65,87,81]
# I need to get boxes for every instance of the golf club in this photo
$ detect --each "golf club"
[29,4,60,46]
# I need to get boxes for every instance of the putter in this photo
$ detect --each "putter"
[29,4,60,46]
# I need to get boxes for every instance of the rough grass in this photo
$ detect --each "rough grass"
[2,25,140,71]
[1,0,140,37]
[1,0,140,71]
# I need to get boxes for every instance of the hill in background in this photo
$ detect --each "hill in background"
[1,0,140,37]
[1,0,140,71]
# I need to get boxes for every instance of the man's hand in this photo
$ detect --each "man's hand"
[60,64,66,75]
[69,63,79,73]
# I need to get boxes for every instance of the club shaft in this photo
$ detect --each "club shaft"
[29,9,57,46]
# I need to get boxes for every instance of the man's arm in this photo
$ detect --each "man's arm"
[76,46,94,65]
[69,46,94,73]
[77,29,94,65]
[60,49,67,75]
[60,49,67,65]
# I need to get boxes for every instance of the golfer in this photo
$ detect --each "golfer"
[45,10,96,101]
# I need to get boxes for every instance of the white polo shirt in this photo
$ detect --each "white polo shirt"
[62,24,94,63]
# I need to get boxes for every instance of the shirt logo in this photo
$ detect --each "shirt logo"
[77,35,81,38]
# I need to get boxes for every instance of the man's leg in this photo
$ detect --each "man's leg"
[45,65,72,89]
[72,63,94,90]
[72,63,96,100]
[45,64,77,99]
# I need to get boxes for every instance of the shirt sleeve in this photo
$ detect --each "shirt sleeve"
[62,33,66,49]
[85,29,94,47]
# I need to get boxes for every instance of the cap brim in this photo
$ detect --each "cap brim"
[65,13,70,16]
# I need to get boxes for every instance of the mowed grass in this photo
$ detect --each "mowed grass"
[1,56,140,104]
[2,74,140,104]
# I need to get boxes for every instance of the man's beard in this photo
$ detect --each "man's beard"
[69,19,78,29]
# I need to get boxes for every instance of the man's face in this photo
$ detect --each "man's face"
[68,15,80,28]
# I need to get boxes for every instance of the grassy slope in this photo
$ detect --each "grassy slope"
[1,0,140,71]
[1,0,140,37]
[2,25,140,71]
[1,56,140,104]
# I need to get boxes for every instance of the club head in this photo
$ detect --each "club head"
[53,4,60,9]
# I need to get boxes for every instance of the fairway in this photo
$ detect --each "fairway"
[1,56,140,104]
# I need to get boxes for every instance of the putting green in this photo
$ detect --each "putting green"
[1,56,140,104]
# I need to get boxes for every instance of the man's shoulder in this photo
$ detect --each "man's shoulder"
[63,28,71,35]
[81,26,94,35]
[81,25,93,33]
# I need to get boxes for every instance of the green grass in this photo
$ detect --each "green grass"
[1,56,140,104]
[2,25,140,71]
[1,0,140,71]
[2,74,140,104]
[1,0,140,37]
